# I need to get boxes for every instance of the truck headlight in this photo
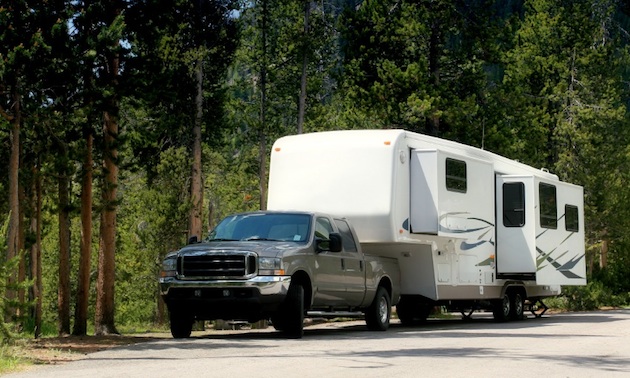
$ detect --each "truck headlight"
[258,257,285,276]
[160,257,177,278]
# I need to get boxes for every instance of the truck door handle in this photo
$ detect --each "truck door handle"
[341,258,345,270]
[360,260,363,271]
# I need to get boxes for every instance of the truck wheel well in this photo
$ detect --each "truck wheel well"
[291,271,312,309]
[378,277,393,299]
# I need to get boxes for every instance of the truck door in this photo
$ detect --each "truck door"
[334,219,365,307]
[495,175,537,277]
[312,216,346,306]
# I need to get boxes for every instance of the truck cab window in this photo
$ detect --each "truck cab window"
[315,217,333,240]
[334,219,358,252]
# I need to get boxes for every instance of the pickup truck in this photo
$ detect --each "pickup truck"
[159,210,400,338]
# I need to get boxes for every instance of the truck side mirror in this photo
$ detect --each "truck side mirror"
[188,235,198,244]
[329,233,342,252]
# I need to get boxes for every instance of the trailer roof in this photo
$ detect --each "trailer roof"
[273,129,562,182]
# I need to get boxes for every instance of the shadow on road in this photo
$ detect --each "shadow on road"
[129,308,630,345]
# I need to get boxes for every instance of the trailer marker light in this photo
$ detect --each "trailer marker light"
[384,141,391,146]
[274,147,281,152]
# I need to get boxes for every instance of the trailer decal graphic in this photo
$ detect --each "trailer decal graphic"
[535,246,585,279]
[476,255,495,267]
[438,213,495,251]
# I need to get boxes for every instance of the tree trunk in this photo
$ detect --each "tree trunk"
[259,0,269,210]
[189,55,204,241]
[58,169,71,336]
[297,1,310,135]
[95,2,121,335]
[74,131,93,336]
[95,109,119,336]
[6,84,21,319]
[30,165,42,338]
[17,171,26,322]
[427,12,441,136]
[600,238,609,269]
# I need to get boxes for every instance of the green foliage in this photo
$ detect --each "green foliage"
[0,216,33,343]
[554,282,629,311]
[2,0,630,333]
[0,257,21,343]
[125,0,239,177]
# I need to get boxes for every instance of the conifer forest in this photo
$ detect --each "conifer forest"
[1,0,630,337]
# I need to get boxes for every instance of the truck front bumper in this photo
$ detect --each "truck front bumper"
[159,275,292,321]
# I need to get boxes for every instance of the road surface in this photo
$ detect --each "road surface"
[7,310,630,378]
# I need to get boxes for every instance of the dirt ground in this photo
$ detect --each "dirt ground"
[15,334,167,366]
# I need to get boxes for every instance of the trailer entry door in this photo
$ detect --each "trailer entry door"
[496,175,536,278]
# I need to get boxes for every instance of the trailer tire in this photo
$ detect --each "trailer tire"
[510,292,525,320]
[283,283,304,339]
[169,311,193,339]
[396,296,432,325]
[366,286,391,331]
[492,293,511,322]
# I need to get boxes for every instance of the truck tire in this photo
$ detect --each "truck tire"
[365,286,391,331]
[492,293,511,322]
[283,283,304,339]
[169,311,193,339]
[270,313,287,331]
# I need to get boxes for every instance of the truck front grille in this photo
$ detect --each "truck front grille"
[178,252,257,279]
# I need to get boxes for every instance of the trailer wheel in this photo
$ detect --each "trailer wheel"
[366,286,391,331]
[283,283,304,338]
[169,311,193,339]
[396,296,432,325]
[395,300,414,326]
[510,292,525,320]
[492,293,511,322]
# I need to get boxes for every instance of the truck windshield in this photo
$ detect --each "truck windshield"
[206,213,311,243]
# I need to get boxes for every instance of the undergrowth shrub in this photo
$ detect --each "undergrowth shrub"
[553,281,629,311]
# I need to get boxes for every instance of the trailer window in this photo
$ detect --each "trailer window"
[565,205,579,232]
[334,219,358,252]
[503,182,525,227]
[446,158,467,193]
[539,183,557,229]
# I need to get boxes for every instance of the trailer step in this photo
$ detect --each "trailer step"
[525,299,549,318]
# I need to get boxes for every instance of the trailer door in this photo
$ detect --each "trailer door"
[495,175,536,277]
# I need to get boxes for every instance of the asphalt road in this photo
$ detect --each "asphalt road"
[7,310,630,378]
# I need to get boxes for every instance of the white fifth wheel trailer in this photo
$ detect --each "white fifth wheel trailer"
[267,129,586,322]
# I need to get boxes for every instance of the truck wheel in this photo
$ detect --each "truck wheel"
[492,293,511,322]
[169,311,193,339]
[270,313,286,331]
[366,286,391,331]
[510,292,525,320]
[283,283,304,339]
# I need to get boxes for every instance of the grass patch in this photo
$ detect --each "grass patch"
[0,342,33,375]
